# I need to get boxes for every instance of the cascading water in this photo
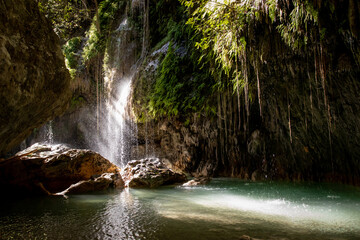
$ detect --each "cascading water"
[46,120,54,144]
[96,72,134,167]
[90,15,134,167]
[30,0,148,166]
[88,1,147,167]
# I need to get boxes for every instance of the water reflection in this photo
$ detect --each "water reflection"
[92,189,160,240]
[1,180,360,240]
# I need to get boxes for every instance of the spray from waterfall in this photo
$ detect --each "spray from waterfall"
[96,73,134,167]
[46,120,54,144]
[85,0,149,167]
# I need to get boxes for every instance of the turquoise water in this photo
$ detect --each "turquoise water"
[1,179,360,240]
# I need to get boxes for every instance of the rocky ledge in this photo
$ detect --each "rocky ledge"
[121,158,187,188]
[0,143,123,196]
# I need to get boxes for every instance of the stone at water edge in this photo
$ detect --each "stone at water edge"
[121,158,187,188]
[0,143,121,195]
[182,177,211,186]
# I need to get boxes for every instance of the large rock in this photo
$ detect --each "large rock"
[0,143,119,195]
[121,158,187,188]
[0,0,71,156]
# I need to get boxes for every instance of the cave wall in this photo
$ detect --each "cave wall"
[131,0,360,185]
[0,0,71,156]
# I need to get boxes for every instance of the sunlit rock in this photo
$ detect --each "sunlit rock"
[121,158,187,188]
[0,143,119,195]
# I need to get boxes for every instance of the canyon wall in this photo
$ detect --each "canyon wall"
[0,0,71,155]
[131,0,360,185]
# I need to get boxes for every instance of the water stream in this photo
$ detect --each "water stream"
[1,179,359,240]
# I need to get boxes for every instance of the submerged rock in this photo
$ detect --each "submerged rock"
[121,158,187,188]
[0,143,119,195]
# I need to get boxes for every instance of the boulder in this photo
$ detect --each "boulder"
[121,158,187,188]
[55,172,124,196]
[0,143,119,195]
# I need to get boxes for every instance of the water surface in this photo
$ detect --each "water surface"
[1,179,360,240]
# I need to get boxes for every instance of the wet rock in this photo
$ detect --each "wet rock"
[0,143,119,195]
[182,177,211,186]
[121,158,187,188]
[0,0,71,155]
[55,172,124,196]
[251,171,258,181]
[247,130,265,158]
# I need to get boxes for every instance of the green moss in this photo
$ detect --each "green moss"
[63,37,82,78]
[70,96,85,111]
[148,43,182,117]
[144,41,216,120]
[82,0,125,63]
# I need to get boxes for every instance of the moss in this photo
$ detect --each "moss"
[82,0,125,63]
[70,96,85,111]
[63,37,82,75]
[144,41,216,120]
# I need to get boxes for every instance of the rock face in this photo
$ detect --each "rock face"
[0,143,119,195]
[0,0,71,156]
[121,158,187,188]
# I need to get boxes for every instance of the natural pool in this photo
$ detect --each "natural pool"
[1,179,360,240]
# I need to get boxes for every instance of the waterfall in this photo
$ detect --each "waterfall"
[96,73,134,167]
[90,14,134,167]
[87,1,148,167]
[46,120,54,144]
[28,0,150,166]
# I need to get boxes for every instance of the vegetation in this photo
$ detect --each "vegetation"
[147,42,214,118]
[82,0,125,63]
[179,0,320,104]
[130,0,219,121]
[38,0,92,41]
[63,37,82,78]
